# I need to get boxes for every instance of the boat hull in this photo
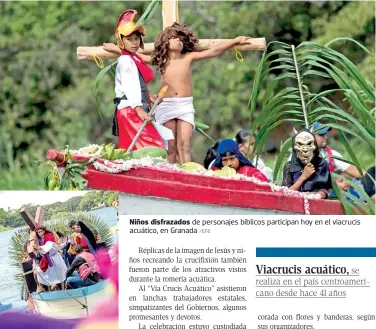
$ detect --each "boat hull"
[84,167,345,215]
[0,303,12,313]
[32,281,111,319]
[120,194,297,215]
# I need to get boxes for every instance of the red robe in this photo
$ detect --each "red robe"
[39,232,56,273]
[116,51,164,151]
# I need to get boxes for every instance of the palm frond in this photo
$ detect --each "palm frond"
[331,173,375,215]
[247,37,374,211]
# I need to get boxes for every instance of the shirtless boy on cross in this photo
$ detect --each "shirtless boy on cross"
[105,23,250,163]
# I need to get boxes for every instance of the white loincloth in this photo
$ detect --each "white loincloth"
[155,97,195,130]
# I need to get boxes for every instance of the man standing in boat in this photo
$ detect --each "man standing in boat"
[109,9,168,151]
[33,226,67,291]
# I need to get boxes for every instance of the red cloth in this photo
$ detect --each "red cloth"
[325,146,335,172]
[73,233,89,252]
[117,106,164,151]
[121,50,154,84]
[117,51,163,150]
[39,232,56,273]
[212,166,268,182]
[238,166,268,182]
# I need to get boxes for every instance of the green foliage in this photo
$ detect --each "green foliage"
[1,1,375,188]
[0,224,9,232]
[78,190,119,211]
[0,190,118,229]
[248,38,374,214]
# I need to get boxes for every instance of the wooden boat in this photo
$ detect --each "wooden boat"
[82,165,345,215]
[0,302,12,313]
[46,149,346,215]
[32,280,112,319]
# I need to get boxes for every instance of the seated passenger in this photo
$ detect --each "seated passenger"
[210,139,268,181]
[203,139,223,169]
[282,129,331,199]
[235,130,273,181]
[66,245,101,289]
[328,169,361,201]
[68,220,98,255]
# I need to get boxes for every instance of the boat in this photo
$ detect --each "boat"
[82,164,346,215]
[0,302,13,313]
[47,149,348,215]
[32,280,112,319]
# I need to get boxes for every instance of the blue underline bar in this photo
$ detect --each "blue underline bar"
[256,247,376,257]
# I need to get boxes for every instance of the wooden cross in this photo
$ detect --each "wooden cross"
[77,0,266,61]
[20,206,45,258]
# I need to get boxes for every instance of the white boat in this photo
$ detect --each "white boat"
[32,280,112,319]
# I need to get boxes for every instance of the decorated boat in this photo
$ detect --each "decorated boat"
[10,207,116,318]
[31,280,111,319]
[46,147,345,215]
[0,302,13,313]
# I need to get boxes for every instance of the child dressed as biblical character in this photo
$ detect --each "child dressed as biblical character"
[282,129,331,199]
[210,139,268,181]
[111,10,166,151]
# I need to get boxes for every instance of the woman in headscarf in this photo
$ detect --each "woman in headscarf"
[210,139,268,181]
[33,226,67,290]
[282,129,331,198]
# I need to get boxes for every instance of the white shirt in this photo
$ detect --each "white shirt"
[319,148,350,172]
[115,55,143,110]
[253,157,273,182]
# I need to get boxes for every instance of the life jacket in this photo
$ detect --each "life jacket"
[78,251,100,281]
[325,146,335,172]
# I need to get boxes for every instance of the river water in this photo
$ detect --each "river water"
[0,207,118,310]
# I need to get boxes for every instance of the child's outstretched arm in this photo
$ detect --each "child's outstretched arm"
[188,36,250,62]
[103,43,122,55]
[103,43,152,64]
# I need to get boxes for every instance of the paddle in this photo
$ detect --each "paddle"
[126,86,169,153]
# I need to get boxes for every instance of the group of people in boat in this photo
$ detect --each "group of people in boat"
[203,123,375,202]
[104,9,375,203]
[24,220,103,293]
